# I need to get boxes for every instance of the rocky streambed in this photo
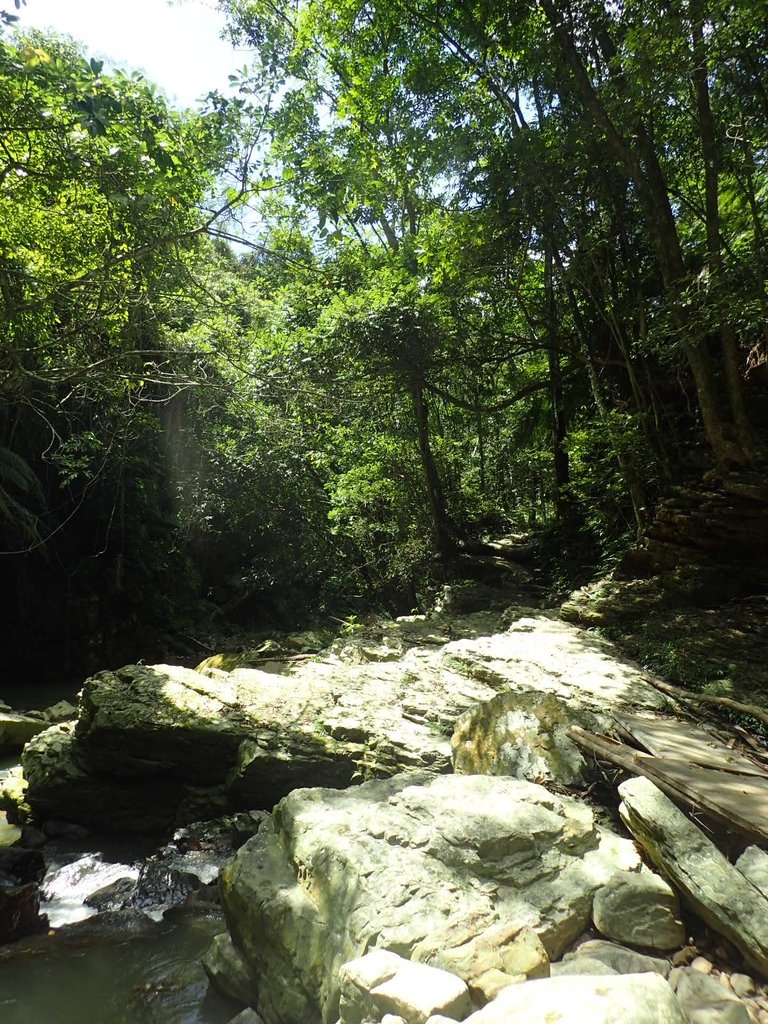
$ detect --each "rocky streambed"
[2,580,768,1024]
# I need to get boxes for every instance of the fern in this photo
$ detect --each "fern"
[0,445,44,500]
[0,446,46,549]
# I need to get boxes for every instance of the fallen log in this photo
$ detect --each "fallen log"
[647,678,768,732]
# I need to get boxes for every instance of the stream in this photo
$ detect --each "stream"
[0,757,242,1023]
[0,910,240,1023]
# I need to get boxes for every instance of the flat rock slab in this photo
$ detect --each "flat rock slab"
[461,973,685,1024]
[619,775,768,975]
[442,616,669,714]
[219,772,640,1024]
[13,613,675,832]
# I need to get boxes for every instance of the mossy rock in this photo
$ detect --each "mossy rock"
[195,641,285,674]
[0,765,32,825]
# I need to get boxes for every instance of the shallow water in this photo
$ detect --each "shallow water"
[0,913,241,1024]
[41,850,141,926]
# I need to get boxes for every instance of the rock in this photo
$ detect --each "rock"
[736,847,768,899]
[691,957,714,974]
[15,608,684,833]
[0,711,48,754]
[124,860,196,914]
[83,877,138,911]
[451,690,601,788]
[441,615,668,715]
[550,956,620,977]
[42,819,90,839]
[592,870,685,951]
[0,846,45,885]
[0,765,31,825]
[0,845,47,944]
[0,878,47,943]
[674,968,751,1024]
[730,973,756,998]
[41,700,78,723]
[219,772,641,1024]
[468,969,523,1003]
[338,949,471,1024]
[619,776,768,975]
[412,920,549,992]
[19,722,227,833]
[460,972,685,1023]
[18,825,46,848]
[202,931,255,1004]
[556,939,670,977]
[18,654,493,830]
[226,1011,265,1024]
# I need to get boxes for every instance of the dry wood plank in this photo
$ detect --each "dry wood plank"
[613,712,768,777]
[568,725,768,844]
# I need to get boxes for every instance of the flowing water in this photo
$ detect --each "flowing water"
[0,912,241,1023]
[0,798,243,1023]
[1,685,246,1022]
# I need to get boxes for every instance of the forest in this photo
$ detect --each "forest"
[1,0,767,685]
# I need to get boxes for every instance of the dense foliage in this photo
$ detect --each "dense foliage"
[1,1,767,681]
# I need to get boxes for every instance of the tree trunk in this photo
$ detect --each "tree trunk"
[409,380,456,556]
[690,15,753,456]
[539,0,751,468]
[544,245,569,507]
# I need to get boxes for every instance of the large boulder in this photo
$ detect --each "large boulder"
[591,870,685,951]
[11,646,497,831]
[218,772,641,1024]
[16,721,229,833]
[22,654,499,831]
[451,690,603,788]
[13,613,674,833]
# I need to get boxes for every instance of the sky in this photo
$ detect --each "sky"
[14,0,245,108]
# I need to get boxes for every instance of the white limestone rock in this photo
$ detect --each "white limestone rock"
[555,939,670,978]
[674,968,751,1024]
[219,773,641,1024]
[441,616,669,714]
[460,972,685,1023]
[592,870,685,951]
[339,950,471,1024]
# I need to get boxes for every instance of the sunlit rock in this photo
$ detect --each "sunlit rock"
[219,772,640,1024]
